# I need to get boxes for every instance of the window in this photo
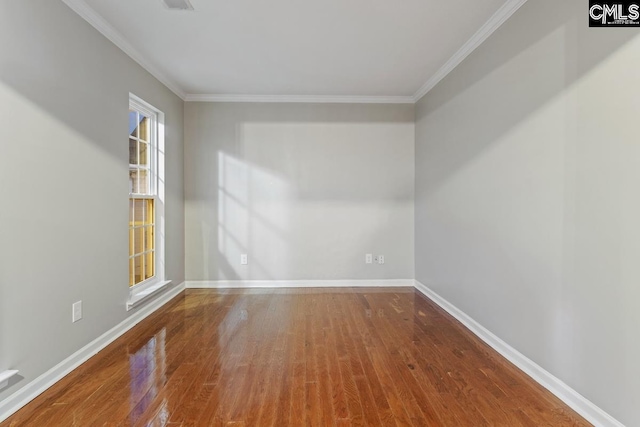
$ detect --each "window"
[128,95,165,291]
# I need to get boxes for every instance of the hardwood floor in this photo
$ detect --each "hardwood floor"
[1,288,590,426]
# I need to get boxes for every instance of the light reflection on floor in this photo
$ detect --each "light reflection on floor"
[129,328,167,425]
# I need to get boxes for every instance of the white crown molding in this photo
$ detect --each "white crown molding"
[0,282,186,424]
[413,280,625,427]
[61,0,187,100]
[412,0,529,103]
[185,279,415,288]
[62,0,527,105]
[184,94,415,104]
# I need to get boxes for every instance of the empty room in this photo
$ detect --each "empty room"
[0,0,638,425]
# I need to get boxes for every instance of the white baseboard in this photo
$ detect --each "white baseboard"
[0,279,624,427]
[0,282,186,424]
[413,280,624,427]
[185,279,415,289]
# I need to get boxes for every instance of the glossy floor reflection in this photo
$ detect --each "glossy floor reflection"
[1,288,590,426]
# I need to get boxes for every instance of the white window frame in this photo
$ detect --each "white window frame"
[127,94,170,310]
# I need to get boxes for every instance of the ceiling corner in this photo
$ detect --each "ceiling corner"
[61,0,187,100]
[412,0,529,103]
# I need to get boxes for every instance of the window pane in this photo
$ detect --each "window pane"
[129,139,137,165]
[129,198,155,286]
[129,170,135,194]
[129,169,149,194]
[139,116,149,142]
[129,199,137,223]
[145,251,154,281]
[129,111,138,138]
[139,141,148,166]
[129,228,135,257]
[141,252,146,284]
[133,255,143,285]
[144,225,154,253]
[139,170,149,194]
[140,198,146,224]
[131,199,144,223]
[135,227,144,255]
[129,257,135,287]
[145,199,154,224]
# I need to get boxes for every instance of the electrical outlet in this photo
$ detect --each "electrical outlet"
[240,254,248,265]
[72,301,83,323]
[365,254,372,264]
[378,255,385,265]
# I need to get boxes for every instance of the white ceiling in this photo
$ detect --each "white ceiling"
[64,0,526,102]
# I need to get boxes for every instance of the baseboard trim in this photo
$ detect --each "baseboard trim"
[413,280,624,427]
[0,282,186,424]
[1,279,623,426]
[185,279,415,289]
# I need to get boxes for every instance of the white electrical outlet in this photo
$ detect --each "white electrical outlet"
[240,254,248,265]
[72,301,83,323]
[365,254,372,264]
[378,255,385,265]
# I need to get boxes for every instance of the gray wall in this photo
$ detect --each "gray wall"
[415,0,639,425]
[0,0,184,402]
[3,0,634,423]
[185,102,414,281]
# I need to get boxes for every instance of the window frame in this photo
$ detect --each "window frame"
[127,94,169,308]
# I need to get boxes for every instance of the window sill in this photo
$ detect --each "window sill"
[127,280,172,311]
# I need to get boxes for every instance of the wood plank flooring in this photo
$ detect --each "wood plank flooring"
[1,288,590,426]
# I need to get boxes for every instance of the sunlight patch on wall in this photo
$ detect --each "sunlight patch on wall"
[217,151,291,280]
